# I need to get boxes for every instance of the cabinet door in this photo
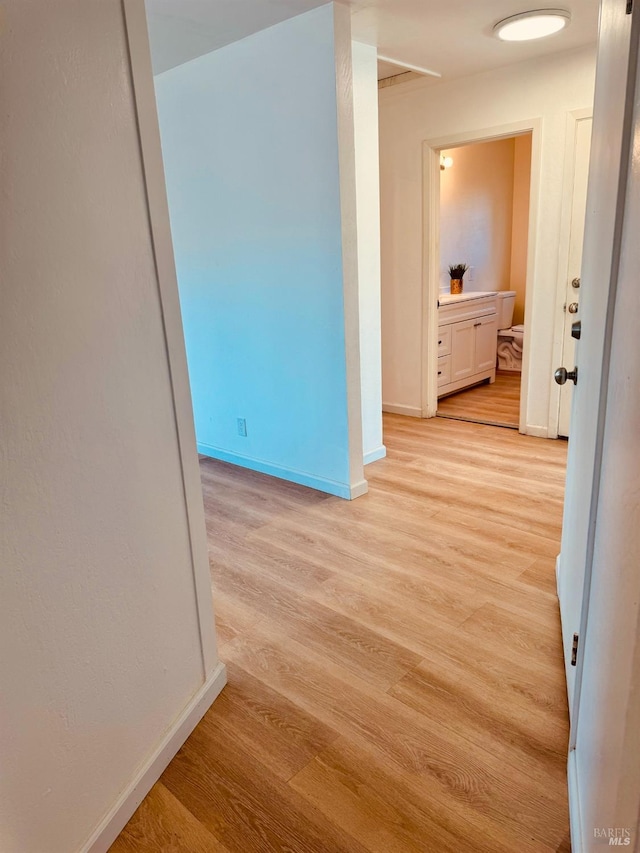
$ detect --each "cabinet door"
[450,319,475,382]
[474,316,498,373]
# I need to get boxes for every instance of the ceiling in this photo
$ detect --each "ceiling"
[145,0,600,80]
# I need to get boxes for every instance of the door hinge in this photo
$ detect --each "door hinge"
[627,0,633,15]
[571,633,579,666]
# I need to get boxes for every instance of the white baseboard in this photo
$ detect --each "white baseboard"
[364,445,387,465]
[197,443,355,500]
[525,425,550,438]
[568,749,583,852]
[349,479,369,499]
[382,403,422,417]
[84,662,227,853]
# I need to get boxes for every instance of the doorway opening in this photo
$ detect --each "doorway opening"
[434,133,532,429]
[420,120,542,432]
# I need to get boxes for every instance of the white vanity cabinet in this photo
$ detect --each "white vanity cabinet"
[437,294,498,397]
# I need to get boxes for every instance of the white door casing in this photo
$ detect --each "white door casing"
[558,117,593,438]
[557,0,637,720]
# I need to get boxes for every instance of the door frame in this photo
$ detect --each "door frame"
[421,119,542,432]
[551,107,594,438]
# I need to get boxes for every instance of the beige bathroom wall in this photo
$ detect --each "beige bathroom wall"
[440,138,515,293]
[510,133,533,325]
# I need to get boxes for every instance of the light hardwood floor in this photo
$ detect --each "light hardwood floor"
[437,370,521,429]
[111,415,570,853]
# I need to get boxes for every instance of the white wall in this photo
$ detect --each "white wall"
[352,41,385,465]
[0,2,222,851]
[153,4,366,499]
[379,47,596,432]
[439,138,516,294]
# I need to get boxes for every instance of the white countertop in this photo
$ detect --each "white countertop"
[438,291,498,305]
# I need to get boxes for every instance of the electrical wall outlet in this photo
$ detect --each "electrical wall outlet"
[468,266,474,281]
[237,418,247,437]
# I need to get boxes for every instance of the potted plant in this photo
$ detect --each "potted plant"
[448,263,469,295]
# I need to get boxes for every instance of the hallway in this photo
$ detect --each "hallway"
[112,415,570,853]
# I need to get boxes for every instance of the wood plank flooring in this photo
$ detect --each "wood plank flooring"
[437,370,521,428]
[111,415,570,853]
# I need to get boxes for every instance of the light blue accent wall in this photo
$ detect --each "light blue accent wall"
[154,6,355,493]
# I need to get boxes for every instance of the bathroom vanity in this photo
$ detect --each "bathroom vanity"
[437,292,498,397]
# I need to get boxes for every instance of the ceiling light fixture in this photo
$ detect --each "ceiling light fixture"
[440,154,454,171]
[493,9,570,42]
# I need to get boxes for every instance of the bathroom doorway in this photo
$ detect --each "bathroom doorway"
[435,133,532,429]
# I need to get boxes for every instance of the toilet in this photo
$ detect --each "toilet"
[496,291,524,372]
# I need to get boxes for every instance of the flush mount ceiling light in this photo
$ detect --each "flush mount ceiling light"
[493,9,571,41]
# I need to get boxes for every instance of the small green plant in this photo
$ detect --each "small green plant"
[448,263,469,279]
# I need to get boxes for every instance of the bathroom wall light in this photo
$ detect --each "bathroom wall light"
[440,154,454,170]
[493,9,570,41]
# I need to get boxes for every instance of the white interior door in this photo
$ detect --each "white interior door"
[558,117,592,438]
[558,0,636,717]
[570,46,640,844]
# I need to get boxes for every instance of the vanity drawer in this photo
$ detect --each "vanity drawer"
[437,355,451,387]
[438,326,452,356]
